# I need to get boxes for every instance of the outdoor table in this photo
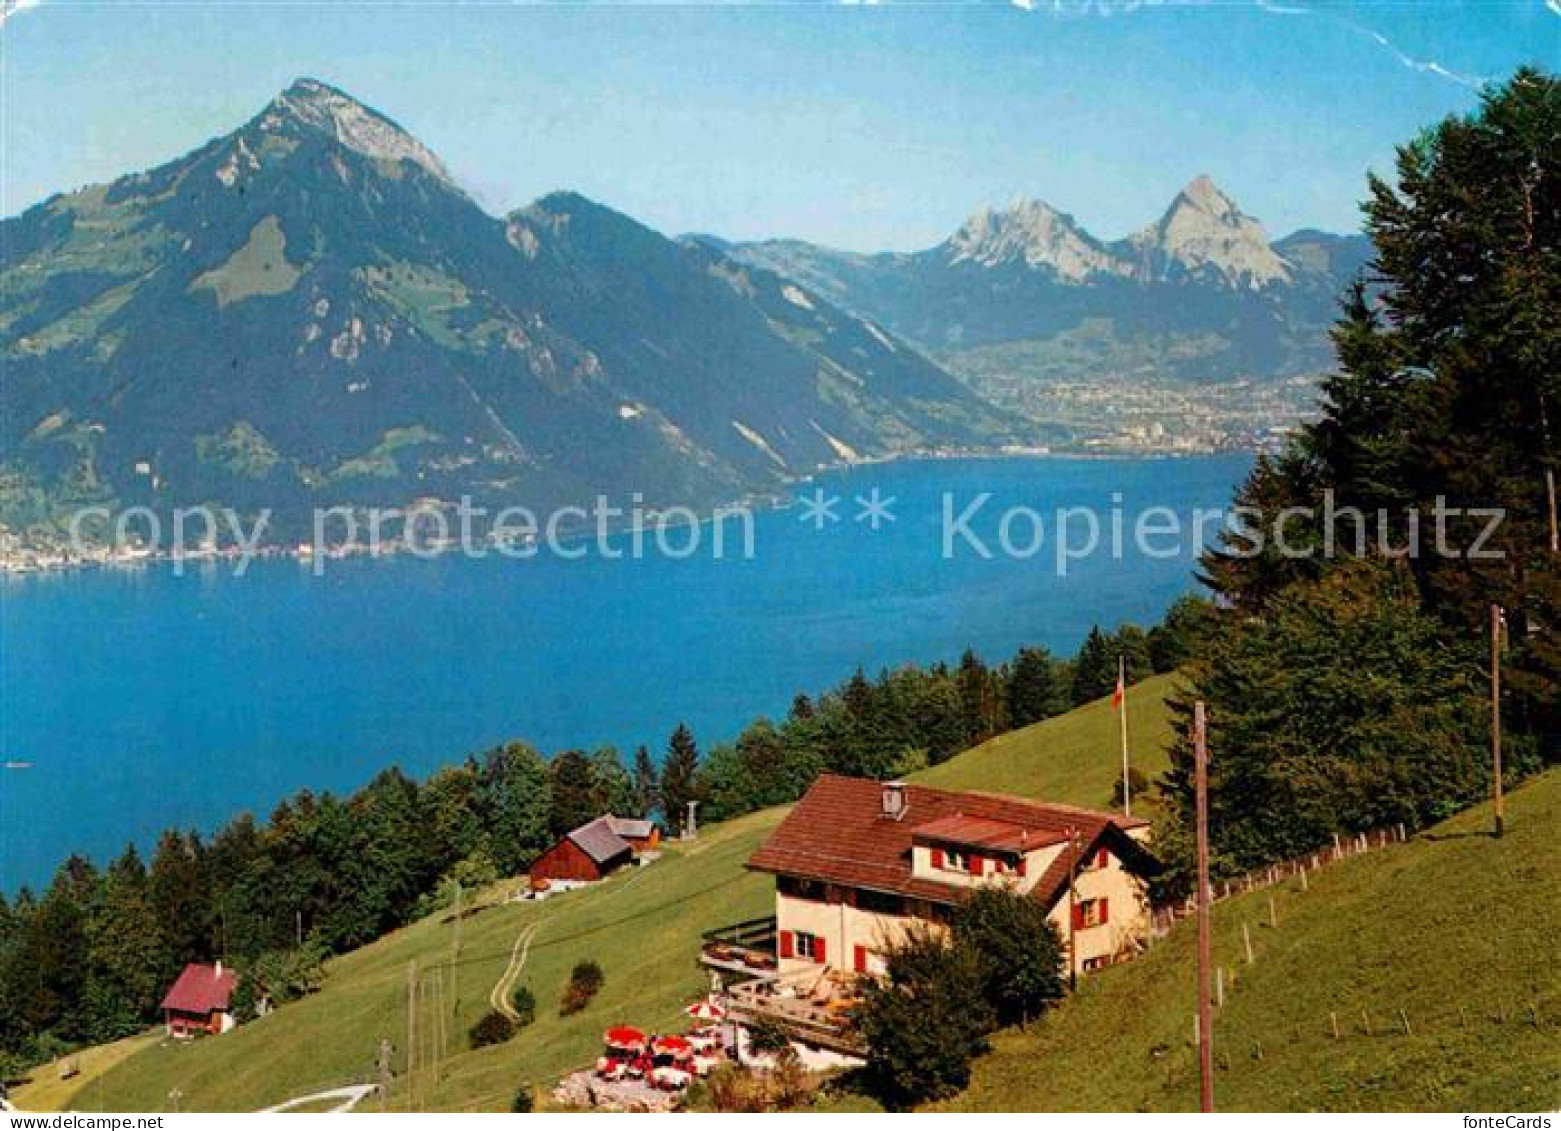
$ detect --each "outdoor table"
[651,1066,692,1091]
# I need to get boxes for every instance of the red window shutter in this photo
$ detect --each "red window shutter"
[1071,903,1085,930]
[1097,847,1110,868]
[779,931,794,959]
[813,937,827,964]
[853,945,867,974]
[1100,897,1110,925]
[1016,856,1028,877]
[968,854,983,876]
[931,847,944,869]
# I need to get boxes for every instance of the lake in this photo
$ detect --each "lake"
[0,454,1249,891]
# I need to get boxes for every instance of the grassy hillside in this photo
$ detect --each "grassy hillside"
[935,768,1561,1113]
[62,676,1178,1113]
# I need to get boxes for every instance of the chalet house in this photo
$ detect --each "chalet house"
[721,775,1158,981]
[529,815,661,884]
[160,961,238,1038]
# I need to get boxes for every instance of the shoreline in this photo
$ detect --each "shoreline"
[0,446,1250,579]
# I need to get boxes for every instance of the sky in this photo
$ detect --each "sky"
[0,1,1556,250]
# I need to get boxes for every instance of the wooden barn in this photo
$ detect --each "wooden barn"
[160,961,238,1038]
[529,815,659,884]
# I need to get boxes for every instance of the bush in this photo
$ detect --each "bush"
[511,1085,534,1113]
[745,1016,793,1058]
[468,1010,516,1049]
[951,886,1067,1027]
[510,984,536,1028]
[855,928,994,1109]
[705,1063,769,1112]
[559,959,605,1016]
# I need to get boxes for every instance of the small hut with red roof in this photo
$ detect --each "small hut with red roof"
[160,961,238,1037]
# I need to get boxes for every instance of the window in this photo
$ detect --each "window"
[793,931,824,964]
[933,846,970,872]
[1082,956,1110,972]
[1072,898,1110,929]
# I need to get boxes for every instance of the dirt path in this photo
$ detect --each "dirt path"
[489,922,539,1020]
[260,1083,377,1113]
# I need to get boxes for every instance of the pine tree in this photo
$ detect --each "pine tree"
[83,846,165,1041]
[1070,627,1116,706]
[547,750,601,836]
[659,724,701,834]
[631,746,659,819]
[1005,646,1062,728]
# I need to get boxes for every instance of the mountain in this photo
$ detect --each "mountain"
[0,79,1016,542]
[722,176,1374,393]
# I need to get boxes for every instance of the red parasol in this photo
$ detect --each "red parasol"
[604,1026,647,1051]
[651,1033,694,1059]
[683,998,727,1021]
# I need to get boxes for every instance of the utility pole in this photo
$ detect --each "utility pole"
[1491,604,1505,839]
[1194,700,1214,1114]
[1118,655,1131,819]
[405,960,418,1113]
[1066,825,1080,992]
[451,881,462,1028]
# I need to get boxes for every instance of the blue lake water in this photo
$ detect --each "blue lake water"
[0,454,1249,891]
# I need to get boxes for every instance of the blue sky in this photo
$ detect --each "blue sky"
[1,2,1555,249]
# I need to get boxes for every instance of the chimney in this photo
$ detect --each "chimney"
[214,960,223,978]
[881,781,907,821]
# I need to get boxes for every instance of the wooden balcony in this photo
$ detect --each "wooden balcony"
[725,975,865,1056]
[699,915,779,978]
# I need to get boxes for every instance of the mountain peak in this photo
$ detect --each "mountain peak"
[258,78,452,183]
[946,198,1126,281]
[1176,173,1235,216]
[1132,175,1290,287]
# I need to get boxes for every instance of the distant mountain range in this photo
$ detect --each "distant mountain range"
[716,176,1373,388]
[0,79,1016,540]
[0,79,1371,544]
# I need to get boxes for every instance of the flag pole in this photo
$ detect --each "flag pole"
[1193,700,1214,1114]
[1117,655,1131,819]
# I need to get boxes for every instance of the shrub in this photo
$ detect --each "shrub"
[510,984,536,1028]
[559,959,605,1016]
[468,1010,516,1049]
[745,1016,793,1058]
[705,1063,768,1112]
[511,1085,534,1113]
[855,928,994,1109]
[951,886,1067,1027]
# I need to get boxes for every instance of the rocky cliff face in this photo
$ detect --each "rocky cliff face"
[725,176,1372,383]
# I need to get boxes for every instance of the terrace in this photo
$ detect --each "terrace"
[699,915,779,978]
[725,970,864,1056]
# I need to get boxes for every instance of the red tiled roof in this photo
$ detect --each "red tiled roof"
[911,814,1067,853]
[747,774,1158,910]
[160,963,236,1016]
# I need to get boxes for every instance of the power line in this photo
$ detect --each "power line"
[428,870,752,973]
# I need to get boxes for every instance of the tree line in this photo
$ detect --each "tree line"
[1153,68,1559,895]
[0,609,1199,1075]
